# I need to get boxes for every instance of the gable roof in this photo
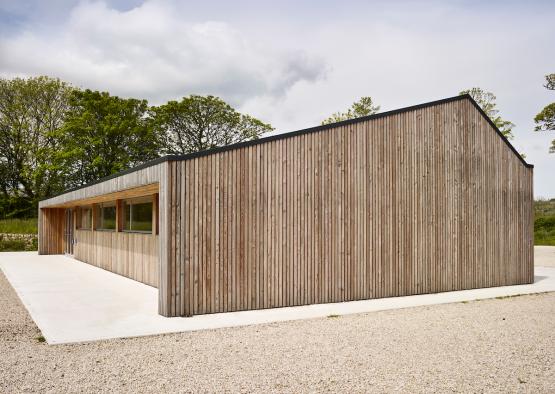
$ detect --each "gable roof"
[41,94,533,201]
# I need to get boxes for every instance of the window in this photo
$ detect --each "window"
[97,202,116,230]
[78,207,92,230]
[123,197,153,232]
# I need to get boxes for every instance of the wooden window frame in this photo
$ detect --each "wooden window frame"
[76,206,93,230]
[96,201,117,231]
[122,196,155,234]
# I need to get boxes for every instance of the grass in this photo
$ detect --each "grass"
[495,294,524,300]
[0,218,37,234]
[535,199,555,246]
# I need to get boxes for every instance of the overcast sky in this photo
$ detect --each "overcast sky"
[1,0,554,197]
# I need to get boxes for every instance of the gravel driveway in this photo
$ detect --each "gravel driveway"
[1,271,554,393]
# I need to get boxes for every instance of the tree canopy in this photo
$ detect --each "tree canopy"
[535,73,555,153]
[0,76,73,217]
[0,77,273,218]
[322,97,380,125]
[544,73,555,91]
[54,89,162,187]
[459,88,515,139]
[151,95,273,155]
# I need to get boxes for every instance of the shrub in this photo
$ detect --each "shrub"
[0,235,38,251]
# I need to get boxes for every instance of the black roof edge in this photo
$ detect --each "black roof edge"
[41,94,533,202]
[461,94,533,169]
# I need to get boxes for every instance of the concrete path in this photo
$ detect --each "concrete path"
[535,245,555,267]
[1,249,554,345]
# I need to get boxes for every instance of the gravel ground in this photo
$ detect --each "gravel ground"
[0,271,554,393]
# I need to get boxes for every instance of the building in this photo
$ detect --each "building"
[38,94,534,317]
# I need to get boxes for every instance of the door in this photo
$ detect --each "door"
[64,208,74,255]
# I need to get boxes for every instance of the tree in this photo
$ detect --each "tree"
[535,73,555,153]
[151,95,273,155]
[322,96,380,125]
[459,88,515,139]
[544,73,555,91]
[0,76,73,218]
[55,90,162,187]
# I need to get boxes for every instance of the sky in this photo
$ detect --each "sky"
[1,0,554,197]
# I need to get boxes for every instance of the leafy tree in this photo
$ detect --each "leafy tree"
[535,73,555,153]
[0,76,73,218]
[151,95,273,155]
[459,88,515,139]
[544,73,555,91]
[55,90,162,187]
[322,96,380,125]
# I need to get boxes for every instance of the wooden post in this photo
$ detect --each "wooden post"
[116,199,123,232]
[153,193,159,236]
[91,204,97,231]
[158,162,171,316]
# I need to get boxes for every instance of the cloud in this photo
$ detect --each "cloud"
[0,0,554,197]
[0,1,326,105]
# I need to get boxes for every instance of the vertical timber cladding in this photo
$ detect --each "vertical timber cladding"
[161,97,533,317]
[38,208,65,254]
[39,163,165,289]
[74,230,159,287]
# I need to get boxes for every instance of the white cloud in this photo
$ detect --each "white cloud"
[0,1,326,105]
[0,0,554,196]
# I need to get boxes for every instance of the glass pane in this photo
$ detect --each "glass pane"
[124,202,131,231]
[131,202,152,232]
[102,206,116,230]
[95,207,102,229]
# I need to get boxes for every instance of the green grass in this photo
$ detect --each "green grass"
[535,199,555,246]
[495,294,524,300]
[0,218,37,234]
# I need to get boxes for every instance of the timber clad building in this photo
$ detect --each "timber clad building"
[38,95,534,317]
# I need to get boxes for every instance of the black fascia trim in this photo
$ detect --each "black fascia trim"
[462,95,533,168]
[41,94,532,202]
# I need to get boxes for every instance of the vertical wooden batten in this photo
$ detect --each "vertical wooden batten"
[116,199,123,232]
[37,96,534,318]
[161,97,534,317]
[38,208,65,255]
[158,161,171,316]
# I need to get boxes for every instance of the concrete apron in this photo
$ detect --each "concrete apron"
[1,251,554,345]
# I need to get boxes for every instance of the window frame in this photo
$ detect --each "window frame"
[122,196,154,234]
[96,202,117,231]
[77,206,93,230]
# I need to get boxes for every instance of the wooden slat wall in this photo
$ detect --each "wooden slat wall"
[162,98,534,317]
[38,163,164,289]
[38,208,65,255]
[74,230,159,287]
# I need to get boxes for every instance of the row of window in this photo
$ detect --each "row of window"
[77,196,156,233]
